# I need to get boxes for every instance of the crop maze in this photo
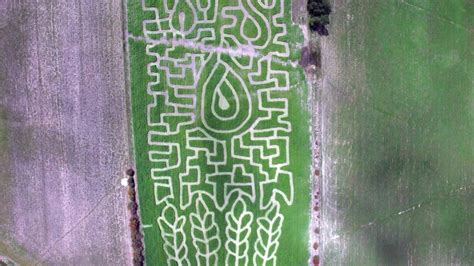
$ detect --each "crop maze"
[127,0,311,264]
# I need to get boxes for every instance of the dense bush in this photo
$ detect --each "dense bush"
[128,201,138,212]
[128,177,135,188]
[128,188,136,202]
[307,0,331,36]
[126,172,144,266]
[126,168,135,177]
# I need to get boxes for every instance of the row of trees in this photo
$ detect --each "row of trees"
[307,0,331,36]
[126,169,145,266]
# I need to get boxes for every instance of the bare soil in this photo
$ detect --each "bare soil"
[0,1,132,265]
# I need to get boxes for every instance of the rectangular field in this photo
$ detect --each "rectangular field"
[321,0,473,264]
[126,0,312,265]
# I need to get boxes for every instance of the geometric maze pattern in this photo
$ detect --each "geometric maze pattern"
[132,0,302,265]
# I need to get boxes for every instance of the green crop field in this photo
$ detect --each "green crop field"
[322,0,473,264]
[126,0,311,265]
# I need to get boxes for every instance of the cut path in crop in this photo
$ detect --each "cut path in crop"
[126,0,312,264]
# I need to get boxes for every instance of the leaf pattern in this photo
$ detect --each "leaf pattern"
[225,198,254,266]
[253,202,283,266]
[190,196,221,266]
[157,203,190,266]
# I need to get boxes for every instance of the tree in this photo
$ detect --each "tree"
[307,0,331,35]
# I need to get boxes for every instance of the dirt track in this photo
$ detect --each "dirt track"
[0,1,132,264]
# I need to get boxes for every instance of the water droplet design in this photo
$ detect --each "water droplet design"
[210,78,239,121]
[217,88,230,110]
[201,62,252,134]
[241,15,260,41]
[171,0,197,35]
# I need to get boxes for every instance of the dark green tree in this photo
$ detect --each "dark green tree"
[307,0,331,35]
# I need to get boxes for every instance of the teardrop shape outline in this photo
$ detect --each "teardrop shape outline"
[211,78,240,121]
[257,0,276,9]
[170,0,198,35]
[201,61,252,134]
[240,13,261,42]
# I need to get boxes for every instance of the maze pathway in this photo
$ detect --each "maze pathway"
[127,0,311,264]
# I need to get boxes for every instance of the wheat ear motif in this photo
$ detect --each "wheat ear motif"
[190,196,221,266]
[253,202,284,266]
[157,203,190,266]
[225,198,254,266]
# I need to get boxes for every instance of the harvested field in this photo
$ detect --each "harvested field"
[0,1,132,264]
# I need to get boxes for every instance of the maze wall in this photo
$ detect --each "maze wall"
[127,0,311,264]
